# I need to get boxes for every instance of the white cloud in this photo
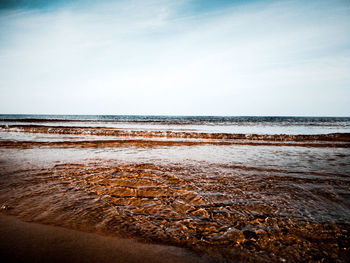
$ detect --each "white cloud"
[0,0,349,115]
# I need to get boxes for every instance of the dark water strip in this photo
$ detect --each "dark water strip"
[1,139,349,148]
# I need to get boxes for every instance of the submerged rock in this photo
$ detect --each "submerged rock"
[243,230,258,240]
[1,204,11,210]
[191,208,210,218]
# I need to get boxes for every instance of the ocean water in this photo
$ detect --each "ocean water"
[1,114,350,134]
[0,115,349,262]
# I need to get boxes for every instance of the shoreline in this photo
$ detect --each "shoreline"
[1,117,349,262]
[0,214,221,263]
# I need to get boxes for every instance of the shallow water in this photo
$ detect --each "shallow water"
[1,115,350,134]
[0,116,349,262]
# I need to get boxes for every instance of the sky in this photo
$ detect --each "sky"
[0,0,349,116]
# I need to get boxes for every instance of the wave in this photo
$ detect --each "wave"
[1,124,349,142]
[1,139,349,148]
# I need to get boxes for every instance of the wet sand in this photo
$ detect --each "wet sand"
[0,215,218,263]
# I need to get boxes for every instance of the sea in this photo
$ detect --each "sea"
[0,115,349,262]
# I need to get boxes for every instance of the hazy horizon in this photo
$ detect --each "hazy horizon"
[1,0,350,116]
[1,113,350,118]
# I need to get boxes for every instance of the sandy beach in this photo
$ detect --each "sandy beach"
[0,214,219,263]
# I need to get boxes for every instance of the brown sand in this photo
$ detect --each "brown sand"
[0,215,219,263]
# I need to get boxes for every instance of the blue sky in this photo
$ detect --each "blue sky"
[0,0,349,116]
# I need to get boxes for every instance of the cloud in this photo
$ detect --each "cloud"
[0,0,349,115]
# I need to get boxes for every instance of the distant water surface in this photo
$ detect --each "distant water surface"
[1,115,350,135]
